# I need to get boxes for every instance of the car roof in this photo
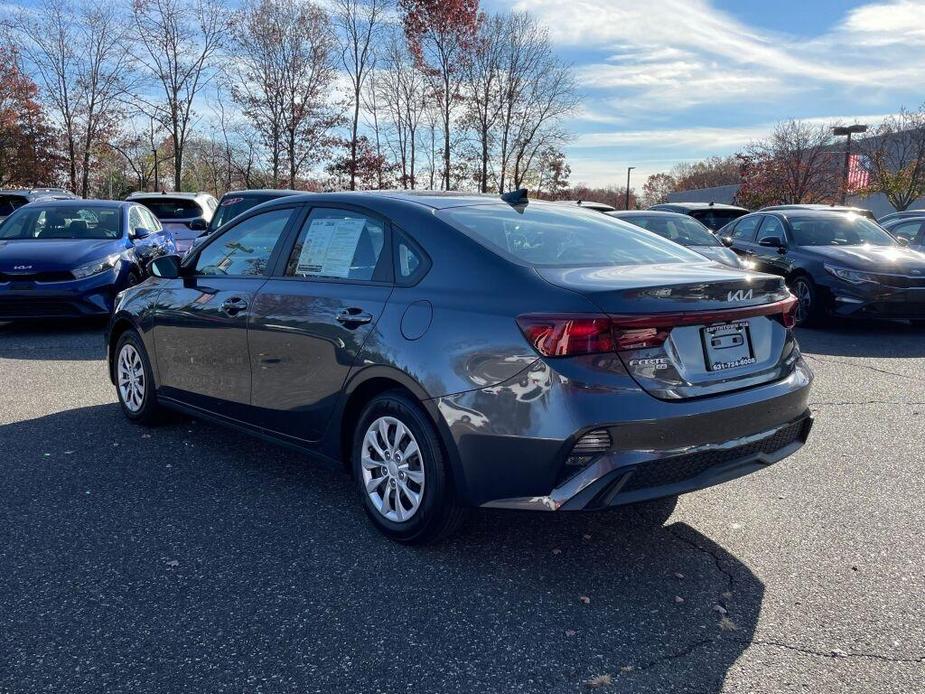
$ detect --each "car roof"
[554,200,616,211]
[220,189,303,198]
[762,204,872,213]
[608,210,692,219]
[22,198,131,208]
[652,202,749,212]
[126,191,212,200]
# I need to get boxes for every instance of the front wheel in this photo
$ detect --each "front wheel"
[114,330,163,424]
[789,275,822,327]
[352,391,466,544]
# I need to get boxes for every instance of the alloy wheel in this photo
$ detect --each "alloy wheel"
[361,416,425,523]
[793,279,812,325]
[117,343,146,412]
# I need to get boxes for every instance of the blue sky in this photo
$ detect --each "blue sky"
[488,0,925,188]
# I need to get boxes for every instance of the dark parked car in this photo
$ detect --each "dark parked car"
[761,204,876,221]
[878,209,925,224]
[207,189,303,236]
[881,215,925,250]
[107,192,813,543]
[0,199,175,320]
[607,210,750,269]
[648,202,750,231]
[722,209,925,326]
[0,188,77,222]
[127,191,218,255]
[554,200,616,213]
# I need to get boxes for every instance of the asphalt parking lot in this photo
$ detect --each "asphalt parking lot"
[1,320,924,693]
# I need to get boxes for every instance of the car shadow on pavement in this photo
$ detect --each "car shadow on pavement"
[2,402,763,694]
[0,319,107,361]
[795,320,925,358]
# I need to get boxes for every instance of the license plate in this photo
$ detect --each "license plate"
[701,321,756,372]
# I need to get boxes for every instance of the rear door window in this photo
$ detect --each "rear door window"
[730,216,761,242]
[285,208,387,282]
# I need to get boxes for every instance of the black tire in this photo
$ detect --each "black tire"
[633,494,678,526]
[789,275,822,327]
[113,329,163,425]
[351,390,467,544]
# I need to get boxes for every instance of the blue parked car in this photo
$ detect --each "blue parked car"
[0,199,175,320]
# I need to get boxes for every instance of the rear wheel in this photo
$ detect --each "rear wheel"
[352,391,466,544]
[114,330,163,424]
[789,275,822,327]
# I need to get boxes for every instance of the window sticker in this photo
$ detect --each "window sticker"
[296,217,366,277]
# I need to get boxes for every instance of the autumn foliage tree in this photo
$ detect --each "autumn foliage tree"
[857,106,925,211]
[399,0,479,190]
[0,45,60,187]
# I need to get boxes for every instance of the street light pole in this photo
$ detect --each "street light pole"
[625,166,635,210]
[833,124,868,205]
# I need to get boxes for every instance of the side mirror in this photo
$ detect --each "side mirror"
[720,236,734,247]
[189,218,207,231]
[149,254,182,279]
[759,236,784,248]
[131,227,151,240]
[896,236,910,247]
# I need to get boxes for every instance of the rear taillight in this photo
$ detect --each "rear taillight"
[516,315,613,357]
[517,297,798,358]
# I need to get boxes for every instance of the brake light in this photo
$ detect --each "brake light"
[779,296,798,329]
[516,315,613,356]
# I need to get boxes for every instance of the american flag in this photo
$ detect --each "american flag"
[847,153,870,192]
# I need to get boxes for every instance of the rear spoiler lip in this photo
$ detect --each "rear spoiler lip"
[607,295,798,327]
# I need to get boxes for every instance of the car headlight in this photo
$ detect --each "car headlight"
[72,252,122,279]
[739,257,757,270]
[823,264,879,285]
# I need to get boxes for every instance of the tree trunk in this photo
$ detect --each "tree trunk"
[350,88,360,191]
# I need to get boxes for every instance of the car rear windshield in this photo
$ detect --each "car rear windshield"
[0,195,29,217]
[789,215,897,247]
[136,198,202,220]
[210,194,278,230]
[439,203,705,267]
[0,204,122,240]
[618,214,720,247]
[688,209,747,230]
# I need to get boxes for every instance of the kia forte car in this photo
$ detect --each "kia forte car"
[607,210,749,269]
[107,191,813,543]
[0,200,175,320]
[127,191,218,255]
[722,209,925,326]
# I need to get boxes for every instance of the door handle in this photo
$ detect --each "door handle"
[221,297,248,316]
[336,308,373,326]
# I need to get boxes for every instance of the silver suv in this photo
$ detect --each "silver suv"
[126,191,218,254]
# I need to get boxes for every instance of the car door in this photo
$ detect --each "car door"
[247,205,394,443]
[751,215,793,276]
[727,215,762,262]
[152,206,299,420]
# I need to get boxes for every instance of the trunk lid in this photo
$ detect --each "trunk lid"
[535,262,799,400]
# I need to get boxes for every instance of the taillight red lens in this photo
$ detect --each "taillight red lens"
[516,315,614,357]
[612,326,670,350]
[780,295,798,329]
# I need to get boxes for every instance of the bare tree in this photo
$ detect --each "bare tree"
[333,0,387,190]
[858,107,925,211]
[375,34,427,188]
[132,0,224,191]
[16,0,134,197]
[495,12,577,192]
[464,13,505,193]
[739,120,839,207]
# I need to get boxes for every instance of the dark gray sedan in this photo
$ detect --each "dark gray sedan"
[106,191,813,543]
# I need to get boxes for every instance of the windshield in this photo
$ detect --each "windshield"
[689,209,747,231]
[616,214,720,247]
[0,204,122,240]
[136,197,202,220]
[0,195,29,218]
[789,215,897,247]
[439,203,705,267]
[210,194,277,231]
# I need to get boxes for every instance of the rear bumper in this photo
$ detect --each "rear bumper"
[482,414,812,511]
[0,268,123,319]
[435,357,814,508]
